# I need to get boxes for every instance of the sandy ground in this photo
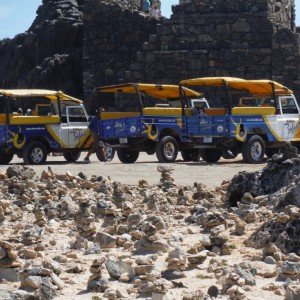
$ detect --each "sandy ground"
[1,153,266,187]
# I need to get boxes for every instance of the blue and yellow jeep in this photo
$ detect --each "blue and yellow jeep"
[94,83,205,163]
[0,89,94,164]
[180,77,300,163]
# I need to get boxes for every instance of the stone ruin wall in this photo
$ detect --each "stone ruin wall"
[83,0,300,104]
[83,0,159,103]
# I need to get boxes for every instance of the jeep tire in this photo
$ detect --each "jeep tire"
[201,149,222,163]
[181,149,201,162]
[117,149,139,164]
[23,141,47,165]
[63,151,81,162]
[155,136,178,163]
[0,152,14,164]
[97,145,115,162]
[242,135,265,164]
[221,149,238,159]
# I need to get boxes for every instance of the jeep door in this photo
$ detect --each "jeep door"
[61,106,89,148]
[276,96,300,141]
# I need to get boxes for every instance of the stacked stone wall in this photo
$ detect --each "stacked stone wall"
[83,0,159,101]
[83,0,300,102]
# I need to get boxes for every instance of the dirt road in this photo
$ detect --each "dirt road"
[1,153,267,187]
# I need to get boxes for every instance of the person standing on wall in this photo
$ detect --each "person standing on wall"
[143,0,150,13]
[151,4,161,18]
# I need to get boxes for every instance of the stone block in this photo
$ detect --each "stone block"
[0,267,21,282]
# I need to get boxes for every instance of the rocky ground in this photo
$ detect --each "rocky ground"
[1,153,300,300]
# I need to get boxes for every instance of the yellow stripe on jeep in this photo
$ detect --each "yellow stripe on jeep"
[45,125,68,148]
[263,116,284,142]
[9,116,61,125]
[75,129,93,148]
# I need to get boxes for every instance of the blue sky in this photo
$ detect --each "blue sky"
[0,0,299,39]
[0,0,42,39]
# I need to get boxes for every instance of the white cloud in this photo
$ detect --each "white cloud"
[0,4,15,21]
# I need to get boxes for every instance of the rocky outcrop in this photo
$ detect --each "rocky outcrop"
[225,152,300,205]
[0,0,83,98]
[224,152,300,255]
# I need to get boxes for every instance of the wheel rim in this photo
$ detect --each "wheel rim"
[31,147,44,163]
[250,141,262,160]
[164,142,175,159]
[105,147,113,161]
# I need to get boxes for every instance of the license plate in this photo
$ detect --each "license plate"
[119,137,128,144]
[203,137,212,143]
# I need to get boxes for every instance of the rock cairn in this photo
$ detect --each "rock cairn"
[0,241,22,282]
[34,208,47,226]
[157,165,177,191]
[74,198,96,240]
[166,247,187,271]
[87,257,109,292]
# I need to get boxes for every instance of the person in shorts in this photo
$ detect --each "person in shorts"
[83,115,106,163]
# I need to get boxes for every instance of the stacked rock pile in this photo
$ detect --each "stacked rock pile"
[74,198,96,240]
[87,257,109,292]
[1,155,300,299]
[157,165,177,191]
[0,241,22,282]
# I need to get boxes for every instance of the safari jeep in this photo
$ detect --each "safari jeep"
[0,89,102,165]
[179,77,300,164]
[93,83,205,163]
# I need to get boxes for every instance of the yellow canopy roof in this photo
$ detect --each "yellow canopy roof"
[180,77,293,95]
[180,77,247,87]
[247,80,293,95]
[96,83,201,100]
[0,89,82,103]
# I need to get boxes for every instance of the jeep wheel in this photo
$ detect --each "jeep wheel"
[63,151,81,162]
[0,152,14,164]
[221,149,238,159]
[23,142,47,165]
[97,145,115,162]
[155,136,178,163]
[117,149,139,164]
[242,135,265,164]
[201,149,222,163]
[181,149,201,162]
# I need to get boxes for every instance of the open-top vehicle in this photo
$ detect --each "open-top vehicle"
[93,83,206,163]
[0,89,106,164]
[179,77,300,163]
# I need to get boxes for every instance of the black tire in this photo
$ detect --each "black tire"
[63,151,81,162]
[242,135,265,164]
[23,141,47,165]
[96,145,115,162]
[181,149,201,162]
[0,152,14,164]
[221,149,238,159]
[117,149,139,164]
[155,136,178,163]
[201,149,222,163]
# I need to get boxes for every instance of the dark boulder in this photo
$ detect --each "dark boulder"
[225,155,300,207]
